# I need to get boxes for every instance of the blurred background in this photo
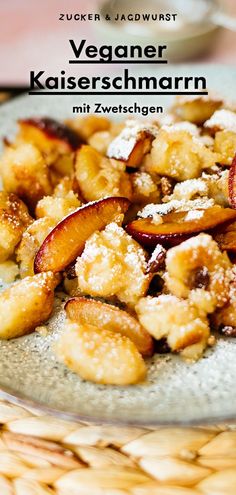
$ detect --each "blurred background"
[0,0,235,101]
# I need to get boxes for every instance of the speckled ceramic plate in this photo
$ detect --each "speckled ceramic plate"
[1,65,236,426]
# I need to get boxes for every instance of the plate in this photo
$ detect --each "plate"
[0,65,236,425]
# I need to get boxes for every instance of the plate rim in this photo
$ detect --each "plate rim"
[1,385,236,426]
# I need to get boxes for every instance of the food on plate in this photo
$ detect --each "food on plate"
[0,143,53,210]
[0,192,32,261]
[75,222,150,307]
[0,272,58,339]
[18,117,83,154]
[35,189,80,222]
[147,129,219,181]
[136,295,210,360]
[165,234,232,313]
[75,145,132,201]
[211,272,236,333]
[16,117,85,181]
[172,93,222,125]
[126,204,236,248]
[66,114,111,141]
[65,297,153,356]
[17,217,56,277]
[56,321,146,385]
[204,109,236,134]
[1,92,236,385]
[205,110,236,165]
[107,121,158,167]
[34,196,130,273]
[214,221,236,253]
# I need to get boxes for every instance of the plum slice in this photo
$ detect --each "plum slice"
[126,206,236,248]
[214,221,236,252]
[107,123,158,167]
[65,297,153,356]
[34,196,130,273]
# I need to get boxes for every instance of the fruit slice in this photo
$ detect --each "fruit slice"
[126,206,236,248]
[56,322,146,385]
[34,197,130,273]
[107,123,158,167]
[65,297,153,356]
[214,221,236,252]
[228,154,236,208]
[146,245,166,273]
[19,117,84,152]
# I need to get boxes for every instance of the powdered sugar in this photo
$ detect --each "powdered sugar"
[204,109,236,133]
[166,178,208,202]
[163,121,200,136]
[138,198,214,219]
[132,172,157,196]
[107,120,158,161]
[184,210,204,221]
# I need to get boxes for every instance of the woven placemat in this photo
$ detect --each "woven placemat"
[0,401,235,494]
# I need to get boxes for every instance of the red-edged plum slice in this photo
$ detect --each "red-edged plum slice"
[34,197,130,273]
[107,125,158,167]
[214,221,236,252]
[65,296,153,356]
[126,206,236,248]
[146,245,167,273]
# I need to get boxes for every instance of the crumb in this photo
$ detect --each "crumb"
[208,335,216,346]
[35,325,48,336]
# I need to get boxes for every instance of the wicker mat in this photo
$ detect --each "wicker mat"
[0,401,235,494]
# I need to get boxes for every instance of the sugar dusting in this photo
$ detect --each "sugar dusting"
[166,178,208,202]
[163,121,200,136]
[107,120,158,161]
[205,109,236,132]
[184,210,204,221]
[138,198,214,218]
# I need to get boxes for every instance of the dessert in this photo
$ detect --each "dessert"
[75,222,149,307]
[65,297,153,356]
[56,322,146,385]
[0,95,236,385]
[172,93,222,125]
[0,143,52,211]
[75,145,132,201]
[136,295,210,361]
[0,272,58,339]
[126,204,236,247]
[34,197,130,273]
